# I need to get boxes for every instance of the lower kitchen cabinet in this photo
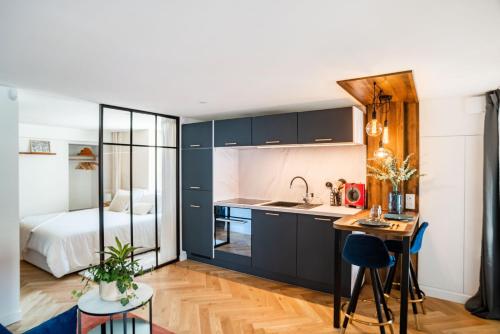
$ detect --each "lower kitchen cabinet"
[297,215,337,285]
[252,210,297,277]
[182,190,213,259]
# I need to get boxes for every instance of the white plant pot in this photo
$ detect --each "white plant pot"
[99,281,127,302]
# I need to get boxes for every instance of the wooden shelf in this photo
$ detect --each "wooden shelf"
[19,152,56,155]
[337,70,418,105]
[69,155,97,161]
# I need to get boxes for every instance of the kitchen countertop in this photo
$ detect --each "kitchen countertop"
[214,198,361,218]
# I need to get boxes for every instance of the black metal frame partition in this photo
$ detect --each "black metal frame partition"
[98,104,180,269]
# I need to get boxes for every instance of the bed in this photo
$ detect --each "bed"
[20,208,156,278]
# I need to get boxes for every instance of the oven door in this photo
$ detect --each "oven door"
[214,206,252,258]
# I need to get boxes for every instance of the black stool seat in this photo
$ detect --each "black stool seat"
[341,234,395,334]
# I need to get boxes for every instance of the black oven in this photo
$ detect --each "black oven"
[214,206,252,258]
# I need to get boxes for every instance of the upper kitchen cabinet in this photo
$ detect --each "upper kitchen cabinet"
[214,117,252,147]
[251,113,298,146]
[182,121,213,149]
[182,148,213,191]
[298,107,364,144]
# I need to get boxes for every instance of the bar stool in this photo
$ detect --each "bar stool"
[384,222,429,329]
[341,234,395,334]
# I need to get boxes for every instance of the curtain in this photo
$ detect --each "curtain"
[465,89,500,319]
[158,118,177,264]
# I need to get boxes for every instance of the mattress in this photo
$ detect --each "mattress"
[20,208,157,278]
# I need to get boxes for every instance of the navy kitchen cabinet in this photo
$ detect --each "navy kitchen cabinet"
[251,113,298,146]
[298,107,353,144]
[182,121,213,149]
[214,117,252,147]
[252,210,297,277]
[182,148,213,191]
[297,215,337,285]
[182,190,213,258]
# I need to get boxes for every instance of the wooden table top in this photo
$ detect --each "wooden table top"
[333,210,419,237]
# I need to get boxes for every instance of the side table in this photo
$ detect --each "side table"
[77,283,153,334]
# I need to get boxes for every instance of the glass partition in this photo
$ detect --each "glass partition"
[99,105,179,268]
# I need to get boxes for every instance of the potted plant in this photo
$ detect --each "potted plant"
[73,237,143,306]
[367,154,419,214]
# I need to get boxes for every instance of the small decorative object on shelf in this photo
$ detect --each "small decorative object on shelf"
[30,139,51,153]
[367,153,420,214]
[72,147,98,170]
[72,237,143,306]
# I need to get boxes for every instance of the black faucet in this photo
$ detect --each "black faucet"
[290,176,311,203]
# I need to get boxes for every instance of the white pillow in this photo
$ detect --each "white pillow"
[133,202,153,215]
[108,190,130,212]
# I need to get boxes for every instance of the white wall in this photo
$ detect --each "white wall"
[19,124,98,217]
[419,96,484,303]
[214,145,366,204]
[0,86,21,326]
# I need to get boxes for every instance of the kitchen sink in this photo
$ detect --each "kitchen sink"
[262,201,322,209]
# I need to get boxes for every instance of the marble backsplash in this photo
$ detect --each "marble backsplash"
[214,145,366,205]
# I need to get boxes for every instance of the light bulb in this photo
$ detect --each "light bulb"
[382,125,389,144]
[374,146,392,159]
[366,119,383,137]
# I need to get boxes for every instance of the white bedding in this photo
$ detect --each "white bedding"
[20,208,156,278]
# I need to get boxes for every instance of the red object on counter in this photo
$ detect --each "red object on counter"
[344,183,366,208]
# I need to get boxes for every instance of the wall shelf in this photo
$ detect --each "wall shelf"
[69,155,97,161]
[19,152,56,155]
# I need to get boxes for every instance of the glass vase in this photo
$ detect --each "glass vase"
[388,191,403,214]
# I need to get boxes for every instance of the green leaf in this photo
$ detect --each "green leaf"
[120,297,129,306]
[132,283,138,290]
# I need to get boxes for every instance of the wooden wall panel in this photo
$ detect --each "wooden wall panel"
[365,101,419,211]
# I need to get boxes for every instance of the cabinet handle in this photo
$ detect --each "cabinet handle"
[265,140,281,144]
[314,217,331,222]
[225,142,237,146]
[314,138,333,142]
[189,144,201,148]
[190,204,201,208]
[189,186,201,189]
[215,218,249,224]
[265,212,280,216]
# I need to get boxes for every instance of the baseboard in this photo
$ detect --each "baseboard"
[420,285,471,304]
[0,309,21,327]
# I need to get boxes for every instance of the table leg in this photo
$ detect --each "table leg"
[110,315,113,334]
[78,310,82,334]
[333,230,342,328]
[123,313,127,334]
[400,236,410,334]
[150,299,153,334]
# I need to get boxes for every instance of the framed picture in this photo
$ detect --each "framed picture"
[30,140,51,153]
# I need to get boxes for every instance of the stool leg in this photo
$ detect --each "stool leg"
[410,260,426,315]
[370,269,386,334]
[384,255,399,295]
[408,274,422,330]
[375,270,394,334]
[341,267,365,334]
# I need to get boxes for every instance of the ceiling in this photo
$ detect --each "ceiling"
[1,1,499,120]
[17,90,165,131]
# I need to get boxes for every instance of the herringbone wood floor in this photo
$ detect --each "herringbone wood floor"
[8,260,500,333]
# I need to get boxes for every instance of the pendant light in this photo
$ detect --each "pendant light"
[373,96,393,159]
[374,138,392,159]
[365,82,383,137]
[380,95,392,144]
